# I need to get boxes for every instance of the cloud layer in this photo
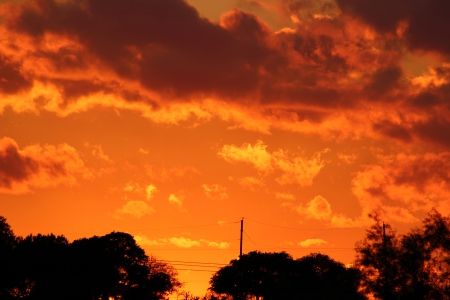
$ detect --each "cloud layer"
[0,0,448,146]
[0,137,90,194]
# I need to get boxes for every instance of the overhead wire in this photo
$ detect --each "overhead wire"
[245,218,367,231]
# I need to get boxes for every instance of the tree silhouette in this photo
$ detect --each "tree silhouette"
[210,251,365,300]
[355,213,403,300]
[0,216,17,299]
[356,210,450,300]
[0,216,180,299]
[10,234,70,299]
[296,253,366,300]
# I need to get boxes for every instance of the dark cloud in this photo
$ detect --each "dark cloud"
[4,0,277,98]
[390,152,450,193]
[0,137,85,193]
[0,54,32,94]
[364,66,403,98]
[336,0,450,54]
[2,0,356,107]
[410,92,441,108]
[373,120,412,142]
[0,141,39,188]
[413,119,450,148]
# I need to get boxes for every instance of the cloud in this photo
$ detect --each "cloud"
[0,0,449,157]
[138,148,149,154]
[351,152,450,222]
[298,238,327,247]
[0,136,91,194]
[145,184,157,200]
[202,184,228,200]
[134,235,230,249]
[114,200,155,218]
[275,192,295,200]
[296,195,362,227]
[168,193,184,210]
[220,141,327,186]
[337,153,357,164]
[336,0,450,54]
[219,140,273,172]
[297,195,332,220]
[91,145,111,162]
[169,237,200,248]
[122,182,157,201]
[272,148,329,186]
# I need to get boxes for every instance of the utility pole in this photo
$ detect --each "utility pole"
[240,218,244,258]
[382,221,390,300]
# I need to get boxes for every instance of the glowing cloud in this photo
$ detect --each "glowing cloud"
[145,184,157,200]
[114,200,155,218]
[134,235,230,249]
[202,184,228,200]
[220,141,327,187]
[0,137,91,194]
[168,193,184,211]
[298,238,328,247]
[275,193,295,200]
[219,140,272,172]
[297,195,332,220]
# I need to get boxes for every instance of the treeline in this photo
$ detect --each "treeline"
[0,217,180,299]
[206,210,450,300]
[2,210,450,300]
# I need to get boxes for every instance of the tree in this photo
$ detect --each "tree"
[0,219,180,300]
[210,251,365,300]
[355,213,403,300]
[296,253,366,300]
[67,231,181,300]
[356,210,450,300]
[9,234,70,299]
[0,216,17,299]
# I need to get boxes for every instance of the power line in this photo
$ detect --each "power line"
[62,221,241,236]
[175,268,217,272]
[246,218,367,231]
[164,260,227,266]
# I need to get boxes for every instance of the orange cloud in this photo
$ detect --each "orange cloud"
[219,140,273,172]
[351,151,450,222]
[202,184,228,200]
[275,192,295,200]
[296,195,360,227]
[122,182,157,201]
[0,0,448,150]
[134,235,230,249]
[297,195,332,220]
[298,238,328,247]
[0,137,91,194]
[168,193,185,211]
[114,200,155,219]
[220,141,327,186]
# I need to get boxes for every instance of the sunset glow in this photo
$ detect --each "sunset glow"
[1,0,450,296]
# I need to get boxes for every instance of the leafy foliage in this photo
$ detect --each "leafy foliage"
[0,217,180,300]
[210,251,366,300]
[356,210,450,300]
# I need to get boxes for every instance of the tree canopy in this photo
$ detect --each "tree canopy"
[355,210,450,300]
[0,216,180,300]
[209,251,366,300]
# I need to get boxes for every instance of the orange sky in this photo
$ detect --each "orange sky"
[1,0,450,296]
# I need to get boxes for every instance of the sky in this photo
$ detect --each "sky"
[1,0,450,296]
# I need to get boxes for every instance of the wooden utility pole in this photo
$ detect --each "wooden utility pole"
[382,221,390,300]
[240,218,243,258]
